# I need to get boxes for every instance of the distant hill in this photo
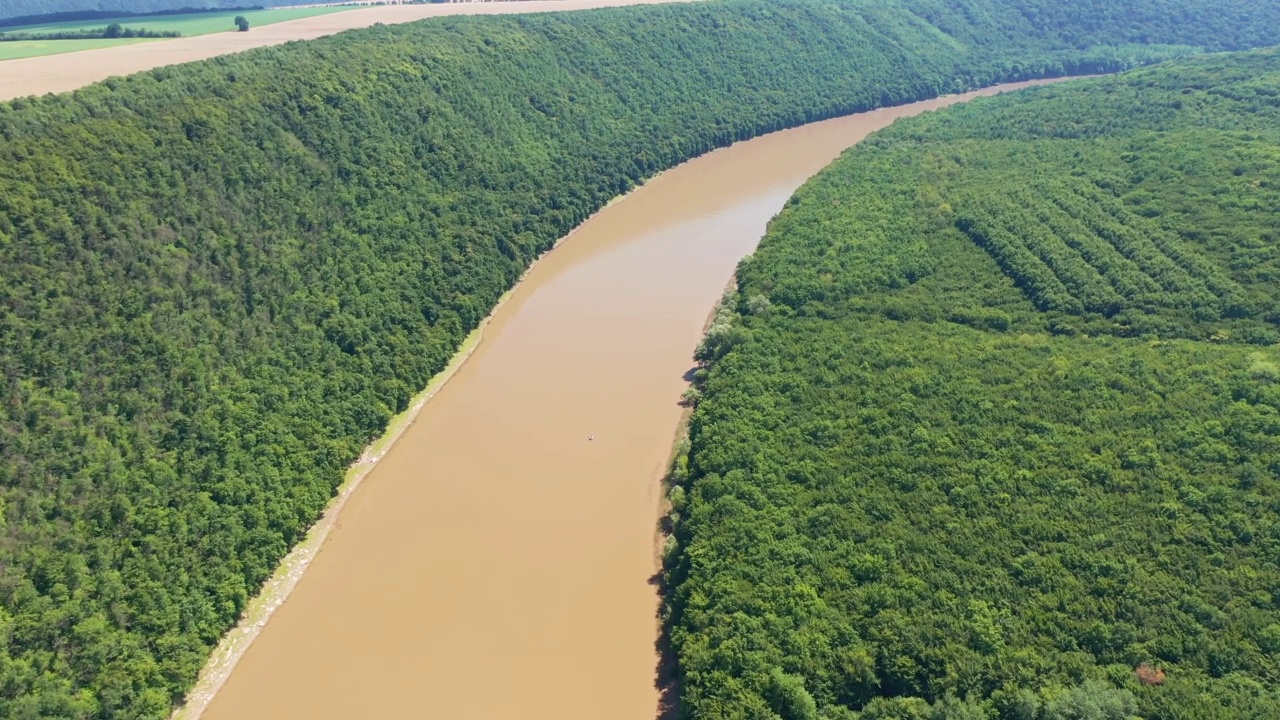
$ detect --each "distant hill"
[0,2,289,26]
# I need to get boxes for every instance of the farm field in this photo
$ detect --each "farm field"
[0,0,692,98]
[0,6,354,60]
[0,36,149,60]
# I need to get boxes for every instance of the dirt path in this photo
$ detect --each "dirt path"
[0,0,694,101]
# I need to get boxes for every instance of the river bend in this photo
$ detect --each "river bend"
[198,80,1063,720]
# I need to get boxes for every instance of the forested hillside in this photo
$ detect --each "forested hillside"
[669,49,1280,719]
[3,0,1280,717]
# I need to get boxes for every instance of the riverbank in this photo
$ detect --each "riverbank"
[178,165,721,719]
[651,276,735,720]
[172,281,501,720]
[171,171,655,720]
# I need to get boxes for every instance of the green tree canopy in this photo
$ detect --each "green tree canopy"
[669,48,1280,719]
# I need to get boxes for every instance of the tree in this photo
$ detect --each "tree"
[1042,681,1138,720]
[765,669,820,720]
[234,15,249,32]
[104,22,122,38]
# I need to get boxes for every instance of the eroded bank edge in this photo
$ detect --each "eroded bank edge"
[169,294,502,720]
[652,274,738,720]
[169,184,645,720]
[172,77,1086,720]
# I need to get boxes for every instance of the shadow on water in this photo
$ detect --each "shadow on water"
[655,366,697,720]
[650,568,682,720]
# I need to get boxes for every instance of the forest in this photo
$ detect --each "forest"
[3,0,1280,716]
[669,49,1280,719]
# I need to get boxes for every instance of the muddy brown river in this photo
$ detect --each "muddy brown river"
[193,80,1064,720]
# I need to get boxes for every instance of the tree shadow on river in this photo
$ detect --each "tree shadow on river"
[650,568,682,720]
[649,363,708,718]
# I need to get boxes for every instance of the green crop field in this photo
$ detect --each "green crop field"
[0,36,151,61]
[0,6,355,60]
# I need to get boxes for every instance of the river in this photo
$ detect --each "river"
[191,80,1066,720]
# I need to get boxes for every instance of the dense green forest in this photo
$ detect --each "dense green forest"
[669,49,1280,719]
[3,0,1280,717]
